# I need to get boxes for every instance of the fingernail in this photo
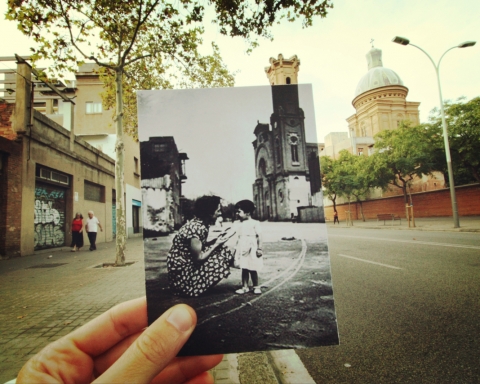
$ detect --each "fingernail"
[166,306,193,332]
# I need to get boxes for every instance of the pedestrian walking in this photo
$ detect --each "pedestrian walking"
[85,210,103,251]
[70,212,84,252]
[233,199,264,295]
[333,210,339,225]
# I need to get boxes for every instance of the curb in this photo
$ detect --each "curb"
[268,350,316,384]
[327,224,480,233]
[212,350,314,384]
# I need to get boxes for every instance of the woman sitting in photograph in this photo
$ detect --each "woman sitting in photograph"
[167,195,234,297]
[70,212,84,252]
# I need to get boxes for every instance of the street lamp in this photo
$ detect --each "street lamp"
[392,36,476,228]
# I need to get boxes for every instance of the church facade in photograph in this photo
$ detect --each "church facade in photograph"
[252,55,322,222]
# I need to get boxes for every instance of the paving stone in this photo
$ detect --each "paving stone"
[0,238,146,383]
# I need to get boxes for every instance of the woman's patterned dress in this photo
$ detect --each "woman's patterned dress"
[167,218,232,297]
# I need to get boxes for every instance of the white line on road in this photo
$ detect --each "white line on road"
[338,254,403,269]
[329,235,480,250]
[198,240,307,326]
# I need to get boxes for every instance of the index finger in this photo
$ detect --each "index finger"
[69,297,148,357]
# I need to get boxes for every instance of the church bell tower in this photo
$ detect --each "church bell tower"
[253,54,319,221]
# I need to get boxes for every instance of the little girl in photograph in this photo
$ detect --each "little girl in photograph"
[233,199,263,295]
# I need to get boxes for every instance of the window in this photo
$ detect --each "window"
[134,157,139,174]
[153,143,168,152]
[291,144,299,163]
[36,166,70,186]
[84,181,105,202]
[275,137,281,166]
[258,158,267,177]
[358,148,364,156]
[86,102,102,114]
[288,134,299,164]
[286,77,291,84]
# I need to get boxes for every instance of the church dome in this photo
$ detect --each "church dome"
[354,48,404,97]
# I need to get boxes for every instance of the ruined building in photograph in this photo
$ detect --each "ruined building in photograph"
[140,137,188,236]
[252,55,323,222]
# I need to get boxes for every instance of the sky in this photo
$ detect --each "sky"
[137,85,317,203]
[1,0,479,143]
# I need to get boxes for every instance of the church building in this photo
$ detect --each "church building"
[252,55,322,221]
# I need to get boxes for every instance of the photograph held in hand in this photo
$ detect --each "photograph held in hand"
[138,80,339,356]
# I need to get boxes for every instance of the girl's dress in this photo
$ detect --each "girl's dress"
[167,218,232,297]
[235,219,262,271]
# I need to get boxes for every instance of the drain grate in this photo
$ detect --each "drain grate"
[27,263,68,269]
[93,261,138,268]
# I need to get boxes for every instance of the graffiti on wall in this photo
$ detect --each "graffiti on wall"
[34,185,66,249]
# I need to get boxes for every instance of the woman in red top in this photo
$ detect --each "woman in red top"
[71,213,84,252]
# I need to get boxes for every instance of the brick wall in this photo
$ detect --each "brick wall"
[0,102,16,140]
[0,136,23,257]
[326,184,480,221]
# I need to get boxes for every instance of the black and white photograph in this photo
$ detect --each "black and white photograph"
[138,84,339,356]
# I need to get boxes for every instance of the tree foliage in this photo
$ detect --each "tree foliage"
[321,151,380,220]
[372,122,437,203]
[7,0,333,74]
[427,96,480,184]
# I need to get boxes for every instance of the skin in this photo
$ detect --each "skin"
[190,204,229,264]
[17,297,222,384]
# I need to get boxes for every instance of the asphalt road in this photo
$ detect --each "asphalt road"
[297,227,480,383]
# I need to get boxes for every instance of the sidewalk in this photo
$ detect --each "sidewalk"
[327,215,480,232]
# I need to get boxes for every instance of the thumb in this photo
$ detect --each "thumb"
[94,304,196,383]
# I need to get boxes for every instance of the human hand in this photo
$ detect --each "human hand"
[16,297,222,383]
[256,249,263,257]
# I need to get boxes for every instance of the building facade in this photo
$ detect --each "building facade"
[253,55,323,222]
[1,60,142,240]
[321,46,444,200]
[0,61,115,257]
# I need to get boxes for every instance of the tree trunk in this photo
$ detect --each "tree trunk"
[402,183,408,205]
[114,69,126,266]
[358,199,365,221]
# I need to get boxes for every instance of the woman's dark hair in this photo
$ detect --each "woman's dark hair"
[235,199,256,215]
[194,195,221,223]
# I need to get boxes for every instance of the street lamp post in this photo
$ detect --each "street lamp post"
[392,36,476,228]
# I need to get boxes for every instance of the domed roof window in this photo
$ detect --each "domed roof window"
[354,48,404,97]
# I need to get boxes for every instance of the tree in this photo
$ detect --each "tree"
[8,0,334,265]
[372,122,437,204]
[320,155,340,213]
[336,151,379,221]
[427,96,480,185]
[322,151,379,221]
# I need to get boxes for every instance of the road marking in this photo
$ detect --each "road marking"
[338,254,403,269]
[197,246,302,312]
[198,240,307,326]
[329,234,480,250]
